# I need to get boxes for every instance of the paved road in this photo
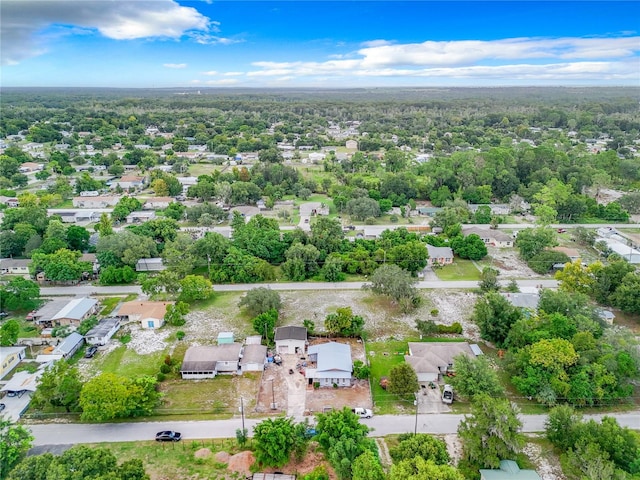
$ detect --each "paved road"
[27,411,640,446]
[40,279,558,296]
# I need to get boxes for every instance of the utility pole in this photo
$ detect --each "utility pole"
[271,379,276,410]
[414,394,419,435]
[240,396,245,433]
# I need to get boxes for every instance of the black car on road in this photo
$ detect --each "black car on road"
[155,431,182,442]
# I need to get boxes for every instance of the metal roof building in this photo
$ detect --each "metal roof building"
[51,297,98,323]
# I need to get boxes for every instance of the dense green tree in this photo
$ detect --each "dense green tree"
[282,242,320,281]
[389,433,450,464]
[164,301,189,327]
[450,234,487,260]
[99,265,136,284]
[96,212,114,237]
[351,450,385,480]
[473,292,522,346]
[111,196,142,222]
[0,419,33,480]
[388,362,419,397]
[458,395,524,469]
[387,240,428,273]
[528,249,570,274]
[324,307,365,337]
[31,361,82,413]
[516,227,557,260]
[390,457,464,480]
[316,408,376,480]
[96,231,158,267]
[79,373,160,422]
[448,353,504,400]
[0,320,20,346]
[233,214,286,263]
[610,272,640,314]
[346,197,381,221]
[321,253,346,282]
[479,266,500,292]
[66,225,90,251]
[365,264,419,308]
[238,287,282,316]
[310,217,344,255]
[545,405,584,451]
[252,308,278,343]
[30,248,91,281]
[0,277,40,312]
[253,417,301,467]
[178,275,214,302]
[210,247,275,284]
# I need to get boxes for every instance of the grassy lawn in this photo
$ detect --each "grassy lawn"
[156,373,261,419]
[187,163,217,177]
[99,296,134,316]
[17,319,39,338]
[367,340,413,415]
[434,259,481,281]
[93,345,169,378]
[93,438,247,479]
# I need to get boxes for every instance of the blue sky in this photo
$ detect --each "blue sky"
[1,1,639,87]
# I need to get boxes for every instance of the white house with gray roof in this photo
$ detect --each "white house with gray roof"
[240,344,268,372]
[53,332,85,358]
[84,317,121,345]
[50,297,98,327]
[180,343,243,379]
[275,326,307,354]
[306,342,352,387]
[426,245,454,266]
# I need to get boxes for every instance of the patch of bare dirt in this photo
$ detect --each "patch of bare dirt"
[486,246,537,278]
[227,450,255,476]
[305,379,372,414]
[262,444,337,479]
[442,434,463,465]
[523,439,566,480]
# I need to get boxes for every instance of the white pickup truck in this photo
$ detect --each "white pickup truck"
[351,407,373,418]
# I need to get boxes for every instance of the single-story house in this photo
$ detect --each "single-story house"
[19,162,44,173]
[50,297,99,327]
[72,196,120,208]
[180,343,243,379]
[599,238,640,264]
[135,257,166,272]
[468,203,511,215]
[112,175,147,190]
[31,299,71,327]
[426,245,454,266]
[240,344,268,372]
[299,202,329,217]
[126,210,156,224]
[0,370,41,395]
[552,246,581,262]
[480,460,541,480]
[345,140,358,150]
[84,317,121,345]
[1,346,26,379]
[500,292,540,311]
[117,301,173,329]
[462,227,513,248]
[245,335,263,345]
[275,326,307,354]
[53,332,85,358]
[306,342,352,387]
[143,197,175,210]
[0,258,31,275]
[405,342,479,383]
[416,206,441,217]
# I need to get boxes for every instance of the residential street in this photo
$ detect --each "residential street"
[39,279,558,296]
[26,411,640,446]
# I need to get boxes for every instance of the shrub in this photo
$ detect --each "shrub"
[156,372,166,382]
[176,330,185,340]
[437,322,463,334]
[430,309,439,317]
[353,360,370,379]
[160,364,172,374]
[313,382,320,390]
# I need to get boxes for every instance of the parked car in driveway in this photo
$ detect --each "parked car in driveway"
[84,346,98,358]
[155,431,182,442]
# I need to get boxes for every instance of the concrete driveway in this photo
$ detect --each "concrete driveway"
[0,391,32,422]
[416,384,451,414]
[281,354,307,417]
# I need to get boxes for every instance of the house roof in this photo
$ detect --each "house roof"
[308,342,352,376]
[480,460,541,480]
[0,258,31,268]
[181,343,243,372]
[0,346,26,363]
[85,317,120,339]
[406,342,476,376]
[500,292,540,310]
[275,326,307,342]
[426,244,454,258]
[1,370,41,392]
[119,175,144,182]
[126,210,155,218]
[462,227,491,238]
[240,344,267,365]
[53,332,84,355]
[144,196,174,204]
[33,299,70,321]
[51,297,97,321]
[117,301,173,320]
[80,253,97,263]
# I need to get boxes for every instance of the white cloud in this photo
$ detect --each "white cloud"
[223,71,244,76]
[1,0,214,65]
[164,63,187,69]
[245,36,639,84]
[360,39,393,48]
[202,70,218,76]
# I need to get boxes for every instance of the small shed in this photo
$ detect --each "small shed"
[84,317,121,345]
[53,332,85,358]
[274,326,307,354]
[218,332,235,344]
[240,344,268,372]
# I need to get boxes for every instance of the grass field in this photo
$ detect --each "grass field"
[93,345,169,378]
[434,259,481,281]
[367,340,413,414]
